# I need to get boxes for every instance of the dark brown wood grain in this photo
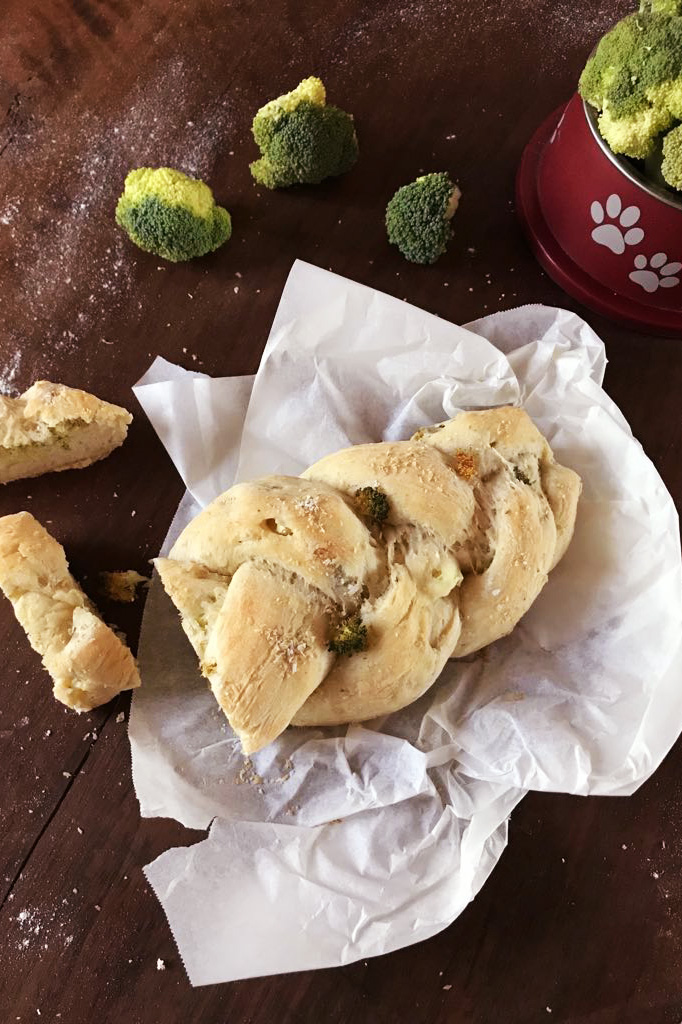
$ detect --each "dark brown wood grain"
[1,0,680,1021]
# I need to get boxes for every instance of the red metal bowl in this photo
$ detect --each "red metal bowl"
[517,92,682,336]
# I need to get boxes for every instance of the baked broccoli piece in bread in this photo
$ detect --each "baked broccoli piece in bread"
[328,613,368,656]
[354,486,390,524]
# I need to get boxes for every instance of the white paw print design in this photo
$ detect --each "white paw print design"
[590,194,644,255]
[629,253,682,293]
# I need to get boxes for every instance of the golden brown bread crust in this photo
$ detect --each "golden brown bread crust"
[156,407,581,753]
[0,512,140,711]
[416,408,580,656]
[0,380,132,484]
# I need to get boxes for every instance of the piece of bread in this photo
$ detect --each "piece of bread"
[0,380,132,484]
[155,407,581,754]
[0,512,141,711]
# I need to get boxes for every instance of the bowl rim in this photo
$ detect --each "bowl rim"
[582,99,682,212]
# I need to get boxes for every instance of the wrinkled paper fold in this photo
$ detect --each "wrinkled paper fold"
[130,261,682,986]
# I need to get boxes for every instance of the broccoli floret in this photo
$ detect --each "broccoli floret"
[116,167,232,262]
[385,172,461,265]
[640,0,682,14]
[662,123,682,187]
[354,486,390,524]
[579,9,682,160]
[328,614,368,656]
[250,76,358,189]
[643,135,668,186]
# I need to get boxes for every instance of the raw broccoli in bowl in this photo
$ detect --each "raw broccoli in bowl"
[579,0,682,191]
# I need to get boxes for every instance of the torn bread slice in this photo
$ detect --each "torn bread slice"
[0,512,140,711]
[0,380,132,484]
[155,557,334,754]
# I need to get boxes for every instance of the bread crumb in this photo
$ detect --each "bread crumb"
[100,570,150,603]
[156,958,166,971]
[235,758,263,787]
[443,984,452,991]
[116,711,125,724]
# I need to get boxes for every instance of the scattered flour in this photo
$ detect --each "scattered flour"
[0,351,22,395]
[0,199,20,225]
[12,904,74,954]
[0,56,240,384]
[328,0,634,77]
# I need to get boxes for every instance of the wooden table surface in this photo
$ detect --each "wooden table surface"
[2,0,682,1021]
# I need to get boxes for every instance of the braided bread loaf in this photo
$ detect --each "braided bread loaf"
[156,407,581,754]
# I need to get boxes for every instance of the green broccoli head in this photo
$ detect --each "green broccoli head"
[328,614,368,656]
[662,123,682,187]
[250,76,358,189]
[385,172,461,265]
[115,167,232,262]
[640,0,682,14]
[354,486,390,524]
[579,8,682,159]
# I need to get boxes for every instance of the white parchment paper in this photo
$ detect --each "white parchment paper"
[130,261,682,986]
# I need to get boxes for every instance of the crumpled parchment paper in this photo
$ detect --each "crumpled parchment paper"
[129,261,682,985]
